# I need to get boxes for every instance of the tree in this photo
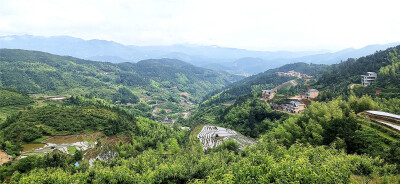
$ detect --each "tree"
[167,138,180,155]
[350,127,385,157]
[73,150,83,161]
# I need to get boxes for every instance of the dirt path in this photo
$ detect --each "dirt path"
[349,83,359,89]
[272,79,298,92]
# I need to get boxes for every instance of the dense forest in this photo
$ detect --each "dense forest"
[0,90,34,107]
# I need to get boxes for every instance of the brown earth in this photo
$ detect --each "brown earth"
[0,150,12,166]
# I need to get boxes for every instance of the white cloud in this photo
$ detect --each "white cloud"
[0,0,399,51]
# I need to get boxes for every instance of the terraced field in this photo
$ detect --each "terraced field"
[196,125,257,150]
[365,110,400,132]
[20,135,97,158]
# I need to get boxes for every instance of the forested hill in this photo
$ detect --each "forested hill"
[189,63,327,129]
[314,45,400,98]
[0,49,242,103]
[201,62,327,106]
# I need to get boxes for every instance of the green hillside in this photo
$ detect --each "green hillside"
[0,89,34,121]
[201,63,326,106]
[0,90,33,107]
[190,63,327,129]
[0,49,242,122]
[314,45,400,99]
[0,49,240,100]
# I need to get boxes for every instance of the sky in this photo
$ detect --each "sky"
[0,0,400,51]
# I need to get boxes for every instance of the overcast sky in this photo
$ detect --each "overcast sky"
[1,0,399,51]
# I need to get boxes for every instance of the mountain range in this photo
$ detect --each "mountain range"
[0,35,398,74]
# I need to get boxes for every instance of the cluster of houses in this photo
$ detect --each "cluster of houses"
[275,70,312,78]
[261,71,377,114]
[262,88,319,114]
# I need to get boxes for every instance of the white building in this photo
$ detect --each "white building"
[361,72,377,86]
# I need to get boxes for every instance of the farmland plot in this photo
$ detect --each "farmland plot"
[196,125,257,150]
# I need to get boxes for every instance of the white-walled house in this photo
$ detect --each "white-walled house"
[361,72,377,86]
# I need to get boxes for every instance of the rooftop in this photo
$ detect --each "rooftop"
[290,101,303,106]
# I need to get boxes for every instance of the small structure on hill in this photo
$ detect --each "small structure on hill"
[271,100,306,114]
[41,95,69,102]
[275,70,312,78]
[99,70,110,75]
[262,90,275,100]
[286,101,306,114]
[361,72,377,86]
[306,89,319,99]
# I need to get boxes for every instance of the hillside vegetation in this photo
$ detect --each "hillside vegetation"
[314,45,400,99]
[190,63,326,131]
[0,47,399,183]
[0,49,242,122]
[0,49,240,102]
[188,46,400,183]
[0,90,33,107]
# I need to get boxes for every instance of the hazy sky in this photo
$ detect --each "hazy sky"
[1,0,399,51]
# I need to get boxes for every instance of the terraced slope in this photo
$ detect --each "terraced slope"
[365,110,400,132]
[196,125,256,150]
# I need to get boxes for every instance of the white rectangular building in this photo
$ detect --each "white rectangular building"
[361,72,377,86]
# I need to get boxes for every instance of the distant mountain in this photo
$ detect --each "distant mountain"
[204,43,400,74]
[292,43,400,65]
[0,35,398,75]
[204,57,284,75]
[0,35,324,66]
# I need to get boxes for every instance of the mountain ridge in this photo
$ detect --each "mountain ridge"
[2,35,397,75]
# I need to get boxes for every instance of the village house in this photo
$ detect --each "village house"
[286,101,306,114]
[271,101,306,114]
[306,89,319,99]
[262,90,275,100]
[299,92,307,99]
[361,72,377,86]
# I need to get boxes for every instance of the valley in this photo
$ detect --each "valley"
[0,46,400,183]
